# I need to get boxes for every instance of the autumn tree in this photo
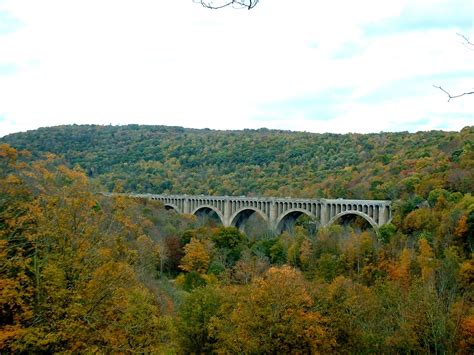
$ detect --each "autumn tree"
[211,226,247,266]
[178,237,215,290]
[0,145,174,352]
[176,285,223,353]
[211,266,335,353]
[0,145,36,349]
[179,237,211,274]
[231,249,269,284]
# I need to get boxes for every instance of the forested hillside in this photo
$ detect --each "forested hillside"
[1,125,473,353]
[2,125,473,199]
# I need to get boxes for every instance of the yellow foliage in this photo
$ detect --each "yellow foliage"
[211,266,335,353]
[0,145,175,352]
[458,258,474,290]
[404,208,438,233]
[299,238,313,269]
[389,248,412,291]
[417,238,436,282]
[179,238,211,274]
[454,215,468,237]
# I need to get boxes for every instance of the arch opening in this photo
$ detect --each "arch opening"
[164,204,179,212]
[230,208,268,237]
[276,209,318,236]
[328,211,377,232]
[193,206,223,227]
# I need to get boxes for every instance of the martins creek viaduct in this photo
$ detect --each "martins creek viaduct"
[125,194,392,233]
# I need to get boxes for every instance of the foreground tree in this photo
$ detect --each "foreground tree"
[0,145,35,349]
[211,266,335,353]
[0,145,174,352]
[176,285,223,353]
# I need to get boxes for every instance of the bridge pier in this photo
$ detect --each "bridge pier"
[320,201,329,225]
[379,205,387,225]
[183,197,190,214]
[269,202,278,231]
[223,200,231,227]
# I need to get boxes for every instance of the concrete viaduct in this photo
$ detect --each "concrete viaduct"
[130,194,392,233]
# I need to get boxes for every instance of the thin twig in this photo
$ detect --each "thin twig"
[457,32,474,49]
[433,85,474,102]
[194,0,259,10]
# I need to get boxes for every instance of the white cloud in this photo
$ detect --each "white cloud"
[0,0,473,137]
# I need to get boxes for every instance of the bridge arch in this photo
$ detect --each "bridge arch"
[229,207,268,231]
[327,210,378,230]
[192,205,225,225]
[275,208,317,234]
[164,203,179,212]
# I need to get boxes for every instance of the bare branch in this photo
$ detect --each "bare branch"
[457,33,474,46]
[457,33,474,51]
[194,0,259,10]
[433,85,474,102]
[433,33,473,101]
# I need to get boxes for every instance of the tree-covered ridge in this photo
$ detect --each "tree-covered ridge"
[2,125,473,199]
[1,143,473,353]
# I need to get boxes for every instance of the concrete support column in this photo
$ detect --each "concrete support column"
[379,204,387,225]
[224,200,231,227]
[269,202,277,231]
[183,197,190,214]
[320,203,329,226]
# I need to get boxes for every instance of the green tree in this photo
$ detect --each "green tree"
[176,285,222,353]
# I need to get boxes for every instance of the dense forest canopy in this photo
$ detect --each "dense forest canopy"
[2,125,473,200]
[1,125,473,353]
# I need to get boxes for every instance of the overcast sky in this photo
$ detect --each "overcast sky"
[0,0,473,136]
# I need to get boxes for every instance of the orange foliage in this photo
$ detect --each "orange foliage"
[417,238,436,282]
[454,215,468,237]
[458,315,474,353]
[389,248,412,292]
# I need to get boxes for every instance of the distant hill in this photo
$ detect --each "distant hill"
[2,124,473,199]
